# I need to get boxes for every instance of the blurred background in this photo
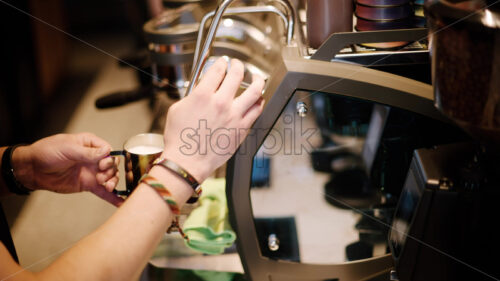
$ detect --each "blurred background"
[0,0,152,145]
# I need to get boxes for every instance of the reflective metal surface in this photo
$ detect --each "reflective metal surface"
[192,5,289,67]
[144,4,202,98]
[145,2,285,99]
[186,0,297,97]
[268,234,280,251]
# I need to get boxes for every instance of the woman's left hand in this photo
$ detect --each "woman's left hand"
[13,133,123,206]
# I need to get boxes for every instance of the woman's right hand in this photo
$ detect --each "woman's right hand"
[161,57,265,183]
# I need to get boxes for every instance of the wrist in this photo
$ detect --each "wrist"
[160,149,210,183]
[148,165,193,209]
[11,145,35,190]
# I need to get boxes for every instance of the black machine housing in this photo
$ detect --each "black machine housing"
[390,143,500,281]
[225,28,479,281]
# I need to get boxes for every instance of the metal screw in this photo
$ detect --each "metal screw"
[268,234,280,251]
[439,177,453,190]
[296,101,308,117]
[390,270,399,281]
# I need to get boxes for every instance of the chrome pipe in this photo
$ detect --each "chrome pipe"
[191,5,289,70]
[184,0,296,97]
[271,0,295,46]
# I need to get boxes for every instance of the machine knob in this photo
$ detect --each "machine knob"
[268,234,280,251]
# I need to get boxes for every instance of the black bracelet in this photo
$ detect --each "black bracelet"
[152,157,202,203]
[1,145,32,195]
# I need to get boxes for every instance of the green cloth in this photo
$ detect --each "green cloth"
[183,178,236,255]
[193,270,235,281]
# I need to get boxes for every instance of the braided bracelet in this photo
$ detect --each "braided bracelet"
[152,157,202,204]
[139,174,188,241]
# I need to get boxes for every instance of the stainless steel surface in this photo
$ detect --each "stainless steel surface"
[185,0,297,97]
[146,6,280,98]
[273,0,296,45]
[143,4,200,45]
[144,5,201,98]
[192,5,289,68]
[149,41,194,94]
[202,18,280,79]
[390,270,399,281]
[268,234,280,251]
[113,133,164,195]
[296,101,308,117]
[151,64,191,98]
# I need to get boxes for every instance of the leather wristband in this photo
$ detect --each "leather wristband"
[1,145,32,195]
[152,157,202,203]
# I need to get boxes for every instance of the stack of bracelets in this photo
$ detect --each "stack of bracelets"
[139,157,203,241]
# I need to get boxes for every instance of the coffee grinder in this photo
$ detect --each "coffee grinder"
[389,0,500,280]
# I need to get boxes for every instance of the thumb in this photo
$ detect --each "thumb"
[73,145,111,164]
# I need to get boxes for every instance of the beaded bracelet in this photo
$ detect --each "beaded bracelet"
[139,173,188,241]
[152,157,202,204]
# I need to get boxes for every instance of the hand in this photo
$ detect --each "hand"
[162,58,265,182]
[13,133,123,206]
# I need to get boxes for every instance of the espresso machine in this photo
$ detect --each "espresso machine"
[96,0,499,279]
[205,0,500,280]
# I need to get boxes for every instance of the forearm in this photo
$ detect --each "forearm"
[35,165,192,281]
[0,184,164,281]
